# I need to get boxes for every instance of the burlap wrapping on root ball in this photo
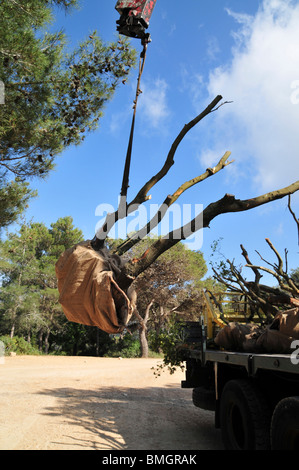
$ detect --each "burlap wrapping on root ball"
[55,241,134,335]
[214,322,264,353]
[215,307,299,354]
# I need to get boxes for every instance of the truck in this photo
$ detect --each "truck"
[179,291,299,450]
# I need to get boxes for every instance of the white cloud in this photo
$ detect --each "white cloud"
[139,78,170,129]
[109,107,130,134]
[206,36,220,61]
[109,78,170,134]
[179,64,204,106]
[204,0,299,191]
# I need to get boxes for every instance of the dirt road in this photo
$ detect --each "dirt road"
[0,355,223,450]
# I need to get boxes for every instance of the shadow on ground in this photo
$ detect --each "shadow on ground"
[36,385,223,450]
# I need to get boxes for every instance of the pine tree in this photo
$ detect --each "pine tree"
[0,217,84,349]
[0,0,136,228]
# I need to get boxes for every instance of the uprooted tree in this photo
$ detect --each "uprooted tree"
[211,196,299,324]
[90,95,299,294]
[55,94,299,350]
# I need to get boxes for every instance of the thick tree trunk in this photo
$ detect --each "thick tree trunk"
[135,300,154,358]
[139,323,148,358]
[96,328,100,357]
[10,323,15,339]
[38,330,43,352]
[44,329,50,354]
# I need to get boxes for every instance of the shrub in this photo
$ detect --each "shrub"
[0,335,41,356]
[104,333,141,358]
[148,320,187,376]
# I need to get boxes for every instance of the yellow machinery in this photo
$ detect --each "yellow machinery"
[202,290,263,340]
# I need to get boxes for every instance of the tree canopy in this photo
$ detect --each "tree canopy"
[0,0,136,228]
[0,224,212,356]
[0,180,37,232]
[0,216,84,349]
[108,236,212,356]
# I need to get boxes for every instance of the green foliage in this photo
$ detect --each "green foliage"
[0,217,84,348]
[114,236,209,320]
[0,335,41,356]
[104,333,141,358]
[149,319,187,376]
[110,237,211,360]
[0,229,213,359]
[291,267,299,285]
[0,180,37,233]
[50,323,115,356]
[0,1,136,180]
[0,0,136,229]
[53,322,93,356]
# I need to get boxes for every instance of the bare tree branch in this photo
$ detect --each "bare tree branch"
[121,180,299,279]
[240,244,262,286]
[265,238,284,273]
[115,151,233,255]
[247,237,299,295]
[128,95,225,207]
[92,95,227,248]
[288,194,299,244]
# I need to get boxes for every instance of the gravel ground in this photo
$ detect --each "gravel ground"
[0,355,223,450]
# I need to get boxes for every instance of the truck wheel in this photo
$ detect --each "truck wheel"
[271,396,299,450]
[193,386,215,411]
[220,379,271,450]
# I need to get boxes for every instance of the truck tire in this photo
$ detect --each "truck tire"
[219,379,271,450]
[192,386,215,411]
[271,396,299,450]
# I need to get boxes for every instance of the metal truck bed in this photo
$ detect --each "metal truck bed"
[182,347,298,375]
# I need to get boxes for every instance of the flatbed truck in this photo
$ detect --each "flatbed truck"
[179,296,299,450]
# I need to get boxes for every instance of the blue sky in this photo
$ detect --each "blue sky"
[24,0,299,284]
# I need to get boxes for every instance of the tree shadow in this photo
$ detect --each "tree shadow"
[36,384,223,450]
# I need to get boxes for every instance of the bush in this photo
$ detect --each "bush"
[148,320,187,376]
[104,333,141,358]
[0,335,41,356]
